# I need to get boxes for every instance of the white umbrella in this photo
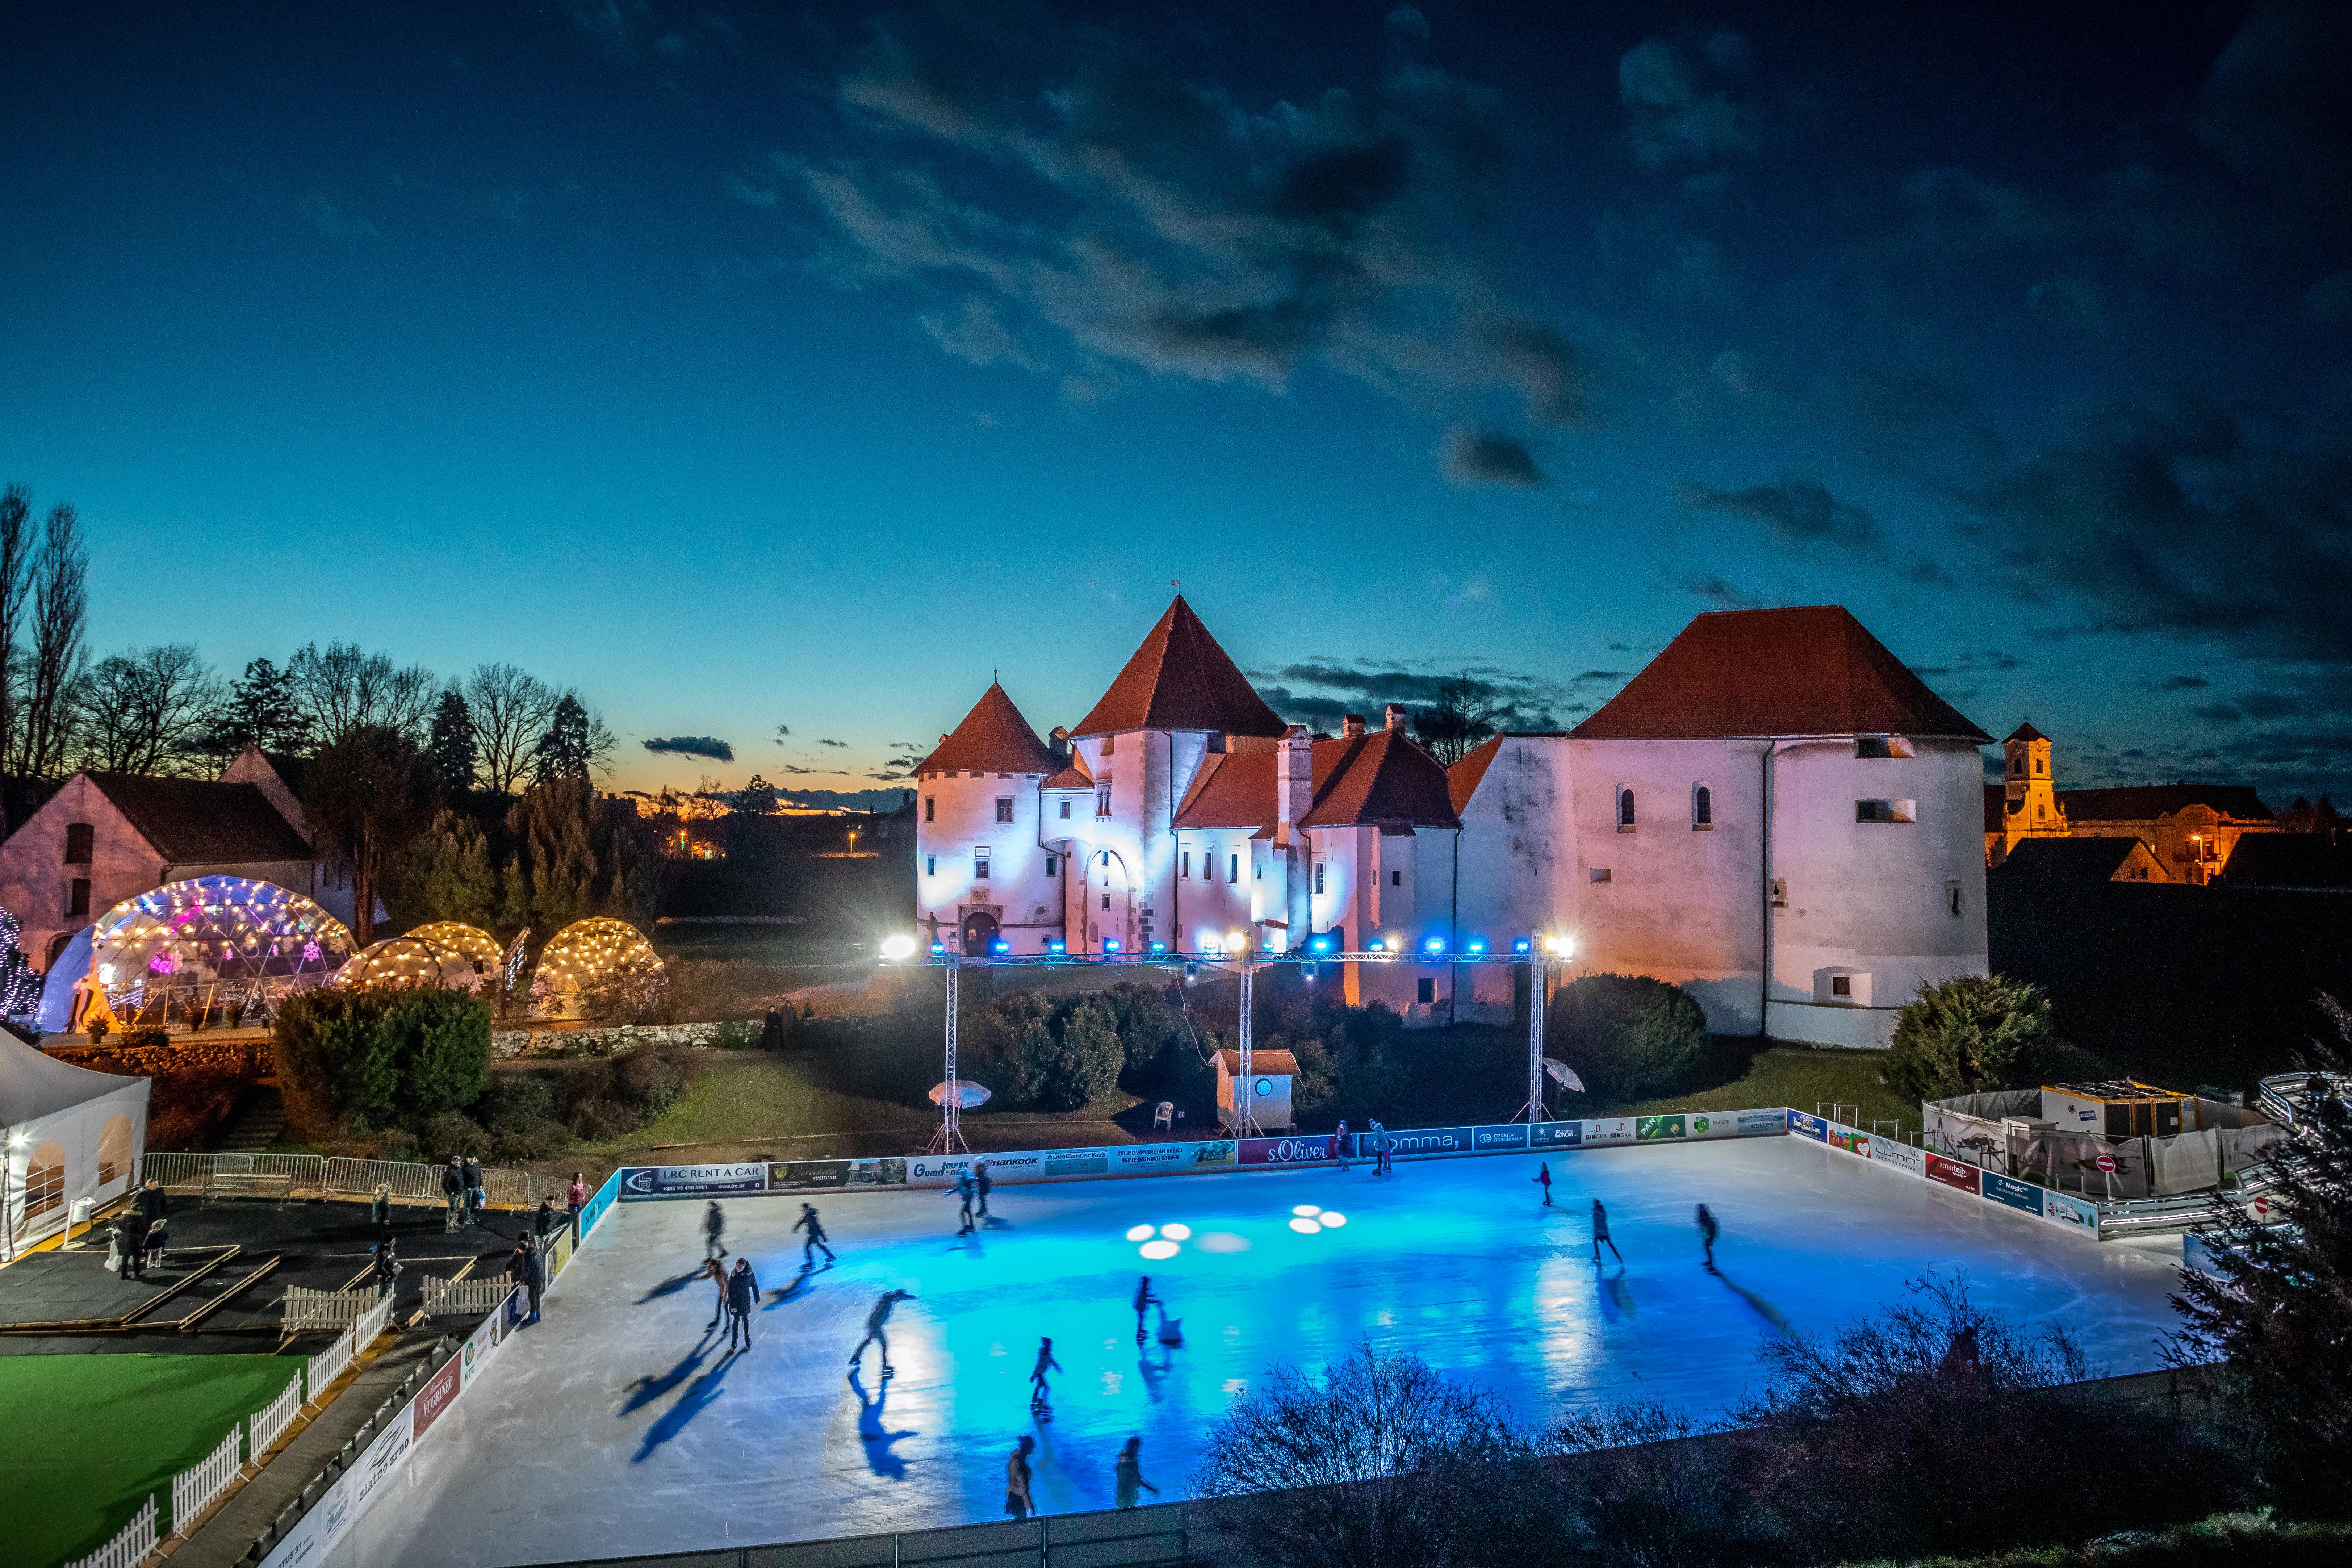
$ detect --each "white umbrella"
[1543,1058,1585,1093]
[929,1080,993,1109]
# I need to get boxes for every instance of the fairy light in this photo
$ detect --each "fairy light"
[531,917,664,1014]
[84,876,353,1020]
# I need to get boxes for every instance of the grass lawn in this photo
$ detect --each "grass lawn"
[1,1352,299,1567]
[1602,1043,1918,1136]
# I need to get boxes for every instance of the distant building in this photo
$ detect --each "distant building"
[916,597,1992,1047]
[2216,833,2352,892]
[0,745,370,968]
[1983,724,2274,884]
[1990,836,2168,884]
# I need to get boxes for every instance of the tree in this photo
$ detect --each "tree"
[1413,672,1498,766]
[0,488,35,830]
[1039,996,1122,1110]
[531,692,615,785]
[464,662,560,796]
[2169,1005,2352,1512]
[304,725,441,945]
[415,809,501,928]
[2277,795,2343,835]
[12,500,86,778]
[71,644,222,774]
[214,656,308,755]
[509,778,602,929]
[288,641,437,748]
[274,988,490,1138]
[1547,973,1711,1097]
[1886,973,2055,1103]
[736,774,779,815]
[426,687,478,795]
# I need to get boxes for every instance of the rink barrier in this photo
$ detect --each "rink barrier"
[611,1107,1796,1201]
[1794,1108,2106,1239]
[250,1168,624,1568]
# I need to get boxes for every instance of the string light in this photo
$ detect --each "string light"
[87,876,353,1020]
[531,917,664,1015]
[338,934,473,992]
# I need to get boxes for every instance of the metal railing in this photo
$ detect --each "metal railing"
[143,1151,325,1192]
[64,1495,156,1568]
[171,1424,244,1538]
[141,1150,538,1208]
[250,1375,303,1460]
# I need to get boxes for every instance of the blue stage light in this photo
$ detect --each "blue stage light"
[1310,937,1331,953]
[992,939,1009,954]
[1105,938,1122,953]
[929,941,946,954]
[1047,938,1066,954]
[1423,936,1445,954]
[1511,937,1531,954]
[1149,941,1167,953]
[1466,938,1486,954]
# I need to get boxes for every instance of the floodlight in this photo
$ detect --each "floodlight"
[1047,938,1066,955]
[1422,936,1445,955]
[1512,937,1531,954]
[1310,937,1331,953]
[880,933,917,961]
[1104,938,1121,953]
[1466,938,1486,954]
[929,941,946,955]
[991,939,1010,954]
[1149,941,1167,953]
[1230,931,1251,952]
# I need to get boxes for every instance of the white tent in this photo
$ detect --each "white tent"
[1,1030,147,1254]
[34,925,93,1036]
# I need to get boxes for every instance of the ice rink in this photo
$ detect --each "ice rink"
[349,1137,2190,1568]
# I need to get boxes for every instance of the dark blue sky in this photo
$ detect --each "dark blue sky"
[3,2,2347,805]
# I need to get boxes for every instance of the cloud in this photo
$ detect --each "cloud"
[2159,675,2210,691]
[1678,476,1882,553]
[1617,37,1754,167]
[643,735,735,761]
[299,192,379,238]
[920,297,1046,372]
[1669,572,1765,611]
[1253,657,1589,730]
[817,738,848,748]
[1441,427,1544,487]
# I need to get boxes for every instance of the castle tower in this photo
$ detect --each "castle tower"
[912,683,1060,954]
[2002,721,2060,833]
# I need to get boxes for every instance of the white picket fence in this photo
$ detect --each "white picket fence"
[283,1284,378,1333]
[250,1375,303,1460]
[65,1494,156,1568]
[420,1272,514,1317]
[304,1293,394,1406]
[171,1423,244,1537]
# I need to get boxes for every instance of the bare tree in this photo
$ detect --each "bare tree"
[465,661,559,795]
[287,641,437,748]
[0,487,36,829]
[302,724,441,946]
[73,645,224,774]
[12,502,87,778]
[1412,672,1499,766]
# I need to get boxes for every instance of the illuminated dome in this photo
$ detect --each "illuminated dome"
[533,917,663,1010]
[337,935,478,993]
[403,922,504,975]
[89,877,352,1021]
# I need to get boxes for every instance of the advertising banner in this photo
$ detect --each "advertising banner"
[1111,1142,1193,1176]
[1044,1148,1110,1176]
[1738,1110,1789,1137]
[1827,1124,1870,1156]
[1240,1135,1332,1166]
[1582,1118,1636,1145]
[457,1288,509,1389]
[619,1163,767,1199]
[1924,1153,1982,1195]
[1636,1115,1686,1141]
[2039,1188,2100,1235]
[1679,1113,1729,1140]
[410,1352,463,1440]
[1980,1171,2045,1216]
[1787,1111,1828,1142]
[1381,1125,1473,1158]
[1472,1125,1528,1151]
[769,1159,851,1190]
[1868,1136,1925,1176]
[1530,1121,1583,1149]
[576,1168,620,1239]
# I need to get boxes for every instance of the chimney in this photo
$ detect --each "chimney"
[1277,726,1312,839]
[1384,703,1406,733]
[1343,713,1366,739]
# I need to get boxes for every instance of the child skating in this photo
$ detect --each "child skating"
[1533,1162,1553,1205]
[1029,1336,1063,1416]
[1696,1203,1719,1271]
[1331,1119,1351,1171]
[1591,1197,1621,1263]
[1114,1437,1160,1509]
[951,1170,977,1235]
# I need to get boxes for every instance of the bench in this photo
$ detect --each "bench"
[206,1171,295,1205]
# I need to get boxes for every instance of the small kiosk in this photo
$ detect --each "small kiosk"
[1214,1048,1296,1133]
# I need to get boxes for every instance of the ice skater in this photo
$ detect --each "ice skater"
[1029,1336,1063,1415]
[1005,1435,1037,1519]
[975,1159,994,1219]
[849,1288,916,1376]
[1696,1203,1719,1272]
[794,1202,835,1268]
[951,1169,977,1234]
[702,1255,729,1329]
[1533,1162,1553,1206]
[1115,1437,1160,1509]
[724,1257,759,1351]
[1332,1118,1351,1171]
[702,1200,728,1262]
[1591,1198,1621,1263]
[1132,1275,1161,1343]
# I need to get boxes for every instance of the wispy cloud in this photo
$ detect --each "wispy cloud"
[644,735,734,761]
[299,192,379,238]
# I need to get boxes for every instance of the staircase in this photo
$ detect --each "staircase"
[221,1087,286,1152]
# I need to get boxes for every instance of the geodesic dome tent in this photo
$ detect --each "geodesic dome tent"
[336,935,480,993]
[405,921,504,975]
[88,876,352,1028]
[531,917,663,1016]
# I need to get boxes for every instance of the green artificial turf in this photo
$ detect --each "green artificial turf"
[0,1352,300,1568]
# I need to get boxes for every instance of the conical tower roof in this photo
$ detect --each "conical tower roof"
[1071,596,1287,739]
[919,683,1058,774]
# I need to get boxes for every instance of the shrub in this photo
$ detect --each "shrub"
[1039,996,1122,1111]
[418,1110,491,1159]
[145,1066,253,1150]
[711,1019,759,1051]
[1546,974,1709,1098]
[1887,973,2055,1103]
[275,988,493,1139]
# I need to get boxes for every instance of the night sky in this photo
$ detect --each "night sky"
[3,3,2346,807]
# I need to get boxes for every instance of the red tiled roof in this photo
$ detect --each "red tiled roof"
[1071,597,1288,739]
[2005,720,2048,744]
[88,774,312,864]
[917,684,1058,776]
[1448,735,1504,816]
[1174,731,1459,831]
[1573,607,1989,741]
[2057,784,2270,823]
[1042,754,1095,790]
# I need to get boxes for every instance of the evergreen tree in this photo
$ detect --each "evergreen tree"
[302,725,441,945]
[217,656,308,754]
[531,693,614,785]
[426,687,478,795]
[1887,973,2055,1102]
[417,810,500,928]
[2169,1002,2352,1512]
[510,778,601,929]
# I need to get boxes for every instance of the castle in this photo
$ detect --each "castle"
[914,597,1991,1048]
[1985,723,2275,884]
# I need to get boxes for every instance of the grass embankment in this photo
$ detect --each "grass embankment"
[1,1352,297,1567]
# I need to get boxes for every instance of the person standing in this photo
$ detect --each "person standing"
[1331,1119,1351,1171]
[848,1289,916,1375]
[522,1237,548,1325]
[1114,1437,1159,1509]
[1132,1276,1160,1343]
[974,1159,993,1220]
[703,1200,728,1262]
[1695,1203,1719,1272]
[1591,1198,1621,1263]
[1533,1162,1553,1206]
[464,1154,486,1222]
[117,1209,150,1281]
[1029,1336,1063,1413]
[505,1239,529,1307]
[135,1178,168,1228]
[370,1182,393,1247]
[951,1170,976,1235]
[441,1156,465,1232]
[724,1257,759,1351]
[794,1203,835,1268]
[142,1215,171,1274]
[1005,1435,1037,1519]
[702,1255,729,1330]
[566,1172,587,1244]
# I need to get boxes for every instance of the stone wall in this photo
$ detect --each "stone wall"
[491,1022,725,1061]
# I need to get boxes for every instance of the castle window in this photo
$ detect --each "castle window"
[975,850,991,879]
[1096,783,1112,817]
[2010,757,2024,776]
[1830,974,1851,997]
[1102,894,1111,911]
[1059,801,1071,819]
[1946,880,1962,917]
[1314,862,1325,895]
[1102,733,1115,756]
[1390,870,1402,886]
[1692,784,1713,829]
[2033,757,2043,775]
[995,798,1013,824]
[1417,978,1435,1005]
[1855,736,1914,759]
[1182,851,1192,879]
[1229,854,1239,883]
[1617,787,1636,831]
[927,857,935,874]
[64,822,93,865]
[68,878,90,917]
[924,796,935,823]
[1045,855,1058,877]
[1254,859,1262,880]
[1855,799,1917,824]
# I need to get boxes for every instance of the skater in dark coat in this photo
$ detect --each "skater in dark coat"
[1114,1437,1160,1509]
[794,1203,835,1268]
[441,1157,465,1231]
[1029,1337,1063,1412]
[724,1257,759,1350]
[1005,1435,1037,1519]
[463,1155,485,1222]
[1696,1204,1719,1271]
[370,1237,400,1296]
[849,1289,916,1374]
[703,1200,727,1261]
[1533,1162,1553,1205]
[523,1239,548,1323]
[117,1211,150,1280]
[974,1160,994,1218]
[1133,1276,1160,1343]
[1591,1198,1622,1263]
[951,1170,976,1234]
[1331,1119,1351,1171]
